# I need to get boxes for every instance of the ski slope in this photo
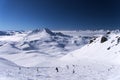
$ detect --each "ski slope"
[0,59,120,80]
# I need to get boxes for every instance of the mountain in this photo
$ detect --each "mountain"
[25,28,70,41]
[0,31,10,36]
[0,29,120,80]
[29,28,55,35]
[0,28,105,67]
[19,28,89,53]
[60,32,120,65]
[0,30,24,36]
[0,43,20,54]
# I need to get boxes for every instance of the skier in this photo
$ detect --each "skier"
[73,69,75,73]
[66,65,69,69]
[18,67,21,74]
[117,37,120,44]
[37,67,39,72]
[19,67,21,70]
[55,67,59,72]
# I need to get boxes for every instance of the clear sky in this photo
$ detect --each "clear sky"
[0,0,120,30]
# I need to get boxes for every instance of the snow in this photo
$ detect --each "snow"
[60,33,120,65]
[0,29,120,80]
[0,59,120,80]
[0,33,26,42]
[0,58,18,68]
[0,28,93,67]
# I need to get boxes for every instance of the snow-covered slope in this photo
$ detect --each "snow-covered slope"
[0,58,18,68]
[60,32,120,65]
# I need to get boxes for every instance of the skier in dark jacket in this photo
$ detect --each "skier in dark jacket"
[73,69,75,73]
[55,67,59,72]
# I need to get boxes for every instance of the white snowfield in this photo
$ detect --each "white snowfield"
[0,29,120,80]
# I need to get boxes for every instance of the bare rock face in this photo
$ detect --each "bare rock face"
[101,36,107,43]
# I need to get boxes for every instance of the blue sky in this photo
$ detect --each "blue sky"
[0,0,119,30]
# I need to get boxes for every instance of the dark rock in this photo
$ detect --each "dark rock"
[106,31,111,34]
[107,47,110,50]
[101,36,107,43]
[89,40,94,44]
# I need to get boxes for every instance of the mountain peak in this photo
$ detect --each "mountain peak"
[42,28,55,35]
[29,28,55,36]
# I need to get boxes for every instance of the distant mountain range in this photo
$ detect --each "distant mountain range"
[0,28,120,66]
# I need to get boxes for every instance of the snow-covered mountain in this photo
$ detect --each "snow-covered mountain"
[20,28,91,53]
[0,28,95,66]
[60,31,120,65]
[1,29,120,80]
